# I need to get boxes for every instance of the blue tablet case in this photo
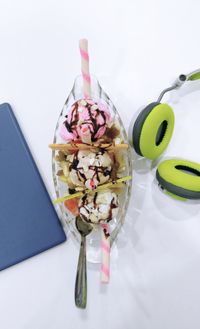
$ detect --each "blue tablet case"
[0,103,66,270]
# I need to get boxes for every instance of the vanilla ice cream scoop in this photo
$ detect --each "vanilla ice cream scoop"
[78,191,118,224]
[66,149,112,189]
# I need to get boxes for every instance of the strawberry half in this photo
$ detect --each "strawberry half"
[64,198,79,216]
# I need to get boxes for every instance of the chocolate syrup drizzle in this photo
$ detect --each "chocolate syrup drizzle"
[64,100,107,142]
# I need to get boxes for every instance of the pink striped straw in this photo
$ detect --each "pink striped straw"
[100,223,110,283]
[79,40,110,282]
[79,39,91,99]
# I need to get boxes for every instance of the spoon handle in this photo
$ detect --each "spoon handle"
[75,236,87,308]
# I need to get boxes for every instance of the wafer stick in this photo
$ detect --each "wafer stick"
[53,176,132,204]
[49,143,128,152]
[100,223,110,283]
[79,39,91,99]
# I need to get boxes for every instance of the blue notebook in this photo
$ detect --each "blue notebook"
[0,103,66,270]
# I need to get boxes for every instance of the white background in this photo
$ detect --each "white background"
[0,1,200,328]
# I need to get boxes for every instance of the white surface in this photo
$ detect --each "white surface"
[0,1,200,328]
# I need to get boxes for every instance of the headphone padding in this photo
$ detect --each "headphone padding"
[132,102,160,156]
[156,159,200,199]
[139,103,174,160]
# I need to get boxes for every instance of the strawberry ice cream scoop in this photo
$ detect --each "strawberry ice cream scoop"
[60,99,111,143]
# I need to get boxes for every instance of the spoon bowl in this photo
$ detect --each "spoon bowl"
[75,216,93,237]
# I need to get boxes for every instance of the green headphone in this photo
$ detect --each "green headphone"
[131,69,200,200]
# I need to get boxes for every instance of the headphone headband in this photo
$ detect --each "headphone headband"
[157,68,200,102]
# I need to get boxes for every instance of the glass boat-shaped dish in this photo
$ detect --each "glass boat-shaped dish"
[52,76,132,263]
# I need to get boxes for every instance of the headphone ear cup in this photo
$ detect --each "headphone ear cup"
[132,102,159,156]
[156,159,200,199]
[132,102,175,160]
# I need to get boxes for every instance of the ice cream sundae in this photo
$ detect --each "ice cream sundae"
[50,39,132,290]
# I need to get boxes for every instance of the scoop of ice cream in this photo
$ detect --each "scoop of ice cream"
[78,191,118,224]
[66,149,112,189]
[60,99,111,143]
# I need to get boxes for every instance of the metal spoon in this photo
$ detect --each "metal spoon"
[75,216,93,309]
